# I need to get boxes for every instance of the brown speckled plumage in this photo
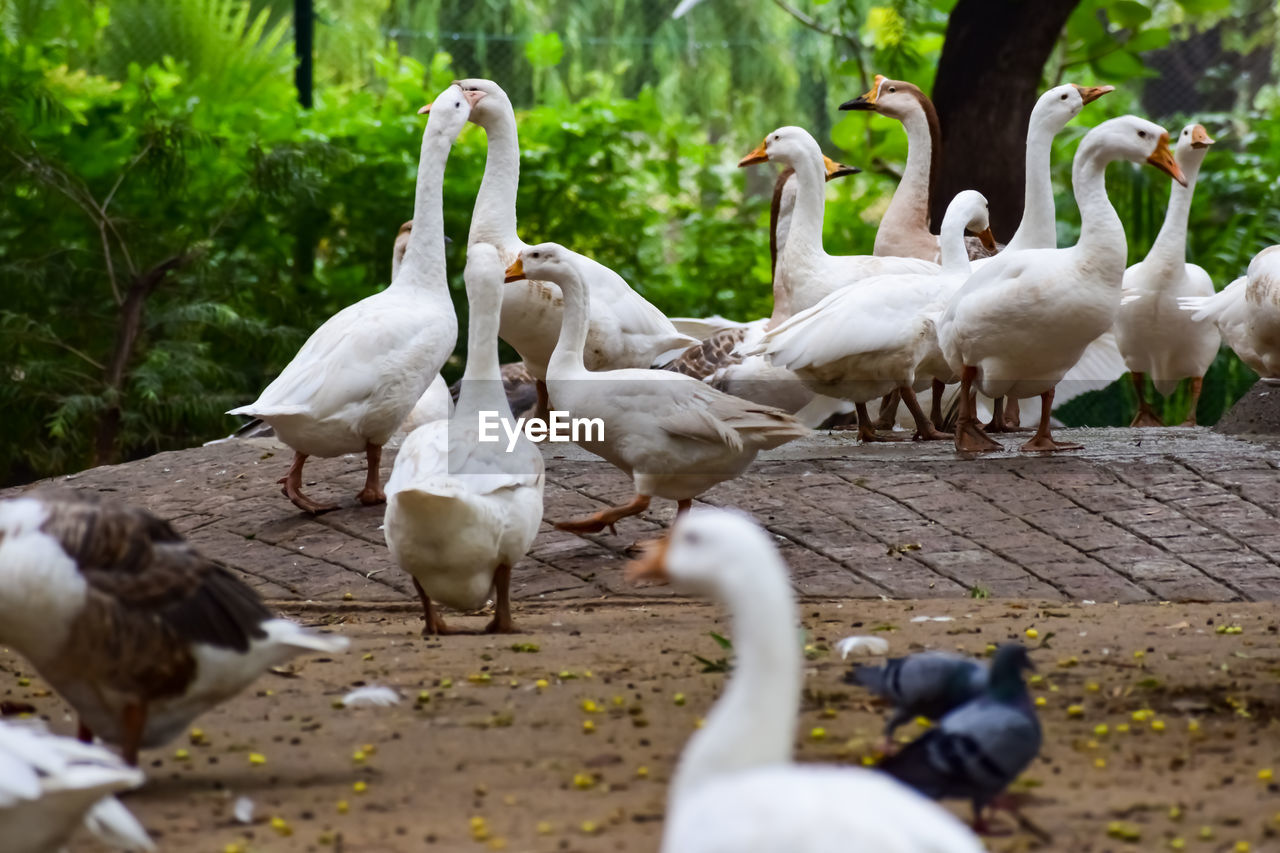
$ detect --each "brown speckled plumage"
[661,327,748,380]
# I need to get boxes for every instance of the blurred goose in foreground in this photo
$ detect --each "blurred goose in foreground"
[384,244,545,635]
[0,491,349,765]
[1180,244,1280,380]
[0,719,153,853]
[627,509,984,853]
[939,116,1186,453]
[227,84,473,513]
[507,244,807,535]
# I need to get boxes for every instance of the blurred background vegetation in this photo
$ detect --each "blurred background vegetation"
[1,0,1277,483]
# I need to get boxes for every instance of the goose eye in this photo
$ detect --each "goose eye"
[1060,93,1068,100]
[888,86,896,93]
[1137,130,1146,138]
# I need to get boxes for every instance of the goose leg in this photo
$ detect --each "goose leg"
[556,494,651,535]
[954,367,1002,453]
[1003,396,1027,430]
[413,577,452,636]
[484,564,515,634]
[534,380,551,421]
[119,702,147,767]
[1129,372,1164,427]
[1181,376,1203,426]
[279,452,338,514]
[902,385,951,440]
[929,378,946,431]
[1020,388,1082,451]
[872,389,901,431]
[855,403,907,443]
[356,443,386,505]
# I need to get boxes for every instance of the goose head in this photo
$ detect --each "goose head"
[838,74,929,120]
[626,508,780,599]
[1033,83,1113,134]
[454,78,510,128]
[1085,115,1187,186]
[416,83,482,137]
[504,242,572,284]
[738,126,853,178]
[1174,122,1215,174]
[947,189,996,250]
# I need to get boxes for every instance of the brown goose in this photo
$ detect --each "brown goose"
[0,491,349,765]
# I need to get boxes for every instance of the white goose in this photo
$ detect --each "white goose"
[383,243,545,635]
[457,79,695,411]
[940,116,1186,452]
[752,190,995,443]
[0,491,349,765]
[1116,124,1219,425]
[739,126,939,321]
[952,82,1118,430]
[0,719,154,853]
[1180,245,1280,379]
[506,244,807,534]
[627,509,985,853]
[228,85,473,513]
[390,220,453,440]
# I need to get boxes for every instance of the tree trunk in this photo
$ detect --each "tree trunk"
[930,0,1081,241]
[91,254,193,466]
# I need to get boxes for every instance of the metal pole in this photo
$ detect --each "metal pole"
[294,0,313,108]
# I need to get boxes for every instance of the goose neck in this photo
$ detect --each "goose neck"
[547,262,590,378]
[1145,157,1202,273]
[469,109,522,250]
[458,274,503,402]
[938,205,974,274]
[1071,142,1126,265]
[669,561,800,801]
[876,107,935,250]
[396,128,455,293]
[1007,120,1058,252]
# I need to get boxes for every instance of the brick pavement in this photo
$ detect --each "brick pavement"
[7,427,1280,605]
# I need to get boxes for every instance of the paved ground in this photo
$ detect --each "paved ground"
[10,426,1280,609]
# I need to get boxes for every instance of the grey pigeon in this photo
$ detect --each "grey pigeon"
[876,644,1040,831]
[845,651,988,736]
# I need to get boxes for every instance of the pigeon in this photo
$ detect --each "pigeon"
[846,651,988,737]
[876,644,1040,831]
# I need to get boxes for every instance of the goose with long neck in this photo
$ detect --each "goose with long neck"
[456,79,695,409]
[228,84,471,513]
[751,191,994,443]
[740,126,938,326]
[384,243,544,635]
[626,510,985,853]
[507,244,807,536]
[1116,124,1219,426]
[939,116,1187,453]
[961,82,1113,430]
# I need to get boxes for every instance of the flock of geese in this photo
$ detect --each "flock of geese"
[2,73,1279,852]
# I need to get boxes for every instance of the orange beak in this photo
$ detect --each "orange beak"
[417,103,432,115]
[1071,83,1114,105]
[504,258,526,283]
[823,155,860,180]
[975,227,997,251]
[1146,132,1187,186]
[463,89,486,108]
[625,535,671,585]
[738,138,769,168]
[1190,124,1215,149]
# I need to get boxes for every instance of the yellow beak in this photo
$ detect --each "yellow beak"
[1146,133,1187,186]
[738,138,770,168]
[975,227,997,251]
[504,258,526,282]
